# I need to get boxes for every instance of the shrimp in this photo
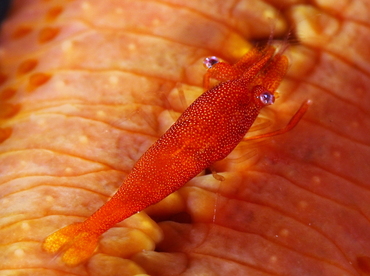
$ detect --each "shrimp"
[43,44,310,266]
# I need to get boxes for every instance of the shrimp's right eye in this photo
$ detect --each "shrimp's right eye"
[259,91,275,105]
[203,56,220,69]
[252,85,275,106]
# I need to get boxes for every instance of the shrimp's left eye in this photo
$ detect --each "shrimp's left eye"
[203,56,220,69]
[259,91,275,105]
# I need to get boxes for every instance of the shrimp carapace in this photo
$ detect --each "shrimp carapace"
[203,45,284,91]
[43,44,308,266]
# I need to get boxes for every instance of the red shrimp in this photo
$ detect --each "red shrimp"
[43,44,310,266]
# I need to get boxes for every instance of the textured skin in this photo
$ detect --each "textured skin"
[0,0,369,275]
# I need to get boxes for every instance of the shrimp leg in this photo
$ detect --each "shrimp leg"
[243,100,311,141]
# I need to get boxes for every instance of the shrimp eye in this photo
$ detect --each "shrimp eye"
[259,91,275,105]
[203,56,220,69]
